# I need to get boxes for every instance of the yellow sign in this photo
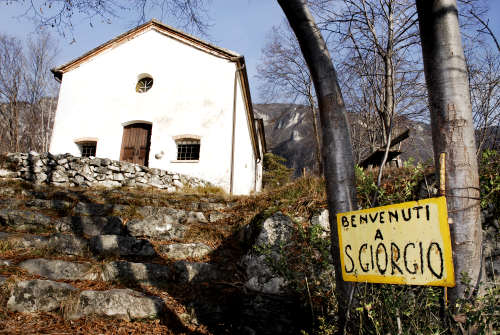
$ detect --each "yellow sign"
[337,197,455,286]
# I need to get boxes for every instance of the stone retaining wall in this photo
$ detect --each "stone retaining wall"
[0,152,211,191]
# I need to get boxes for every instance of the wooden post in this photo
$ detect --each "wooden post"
[439,152,448,308]
[439,152,446,197]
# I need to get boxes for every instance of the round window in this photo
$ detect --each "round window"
[136,77,153,93]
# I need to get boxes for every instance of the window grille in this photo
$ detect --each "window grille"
[176,139,200,160]
[80,142,97,157]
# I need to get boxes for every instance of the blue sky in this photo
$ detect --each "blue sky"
[0,1,498,103]
[0,1,285,102]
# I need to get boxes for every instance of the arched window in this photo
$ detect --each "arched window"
[136,74,153,93]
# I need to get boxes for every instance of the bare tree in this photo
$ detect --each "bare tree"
[309,0,428,204]
[416,0,483,304]
[257,23,323,175]
[0,0,210,36]
[0,35,24,152]
[468,49,500,152]
[458,0,500,52]
[0,32,59,153]
[314,0,426,146]
[22,32,59,152]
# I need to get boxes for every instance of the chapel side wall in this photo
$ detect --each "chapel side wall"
[49,78,84,156]
[255,131,263,192]
[232,77,256,195]
[49,30,235,192]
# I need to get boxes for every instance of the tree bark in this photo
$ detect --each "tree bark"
[416,0,483,304]
[307,89,324,175]
[277,0,358,327]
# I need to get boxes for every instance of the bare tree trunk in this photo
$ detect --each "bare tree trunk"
[307,88,324,175]
[13,102,19,152]
[277,0,358,328]
[416,0,483,304]
[374,5,396,202]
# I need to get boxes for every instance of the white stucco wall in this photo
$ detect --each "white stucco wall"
[50,28,259,195]
[232,77,256,195]
[254,125,264,193]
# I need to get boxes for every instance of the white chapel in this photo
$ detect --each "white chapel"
[49,20,266,195]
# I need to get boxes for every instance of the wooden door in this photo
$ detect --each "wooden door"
[120,123,152,166]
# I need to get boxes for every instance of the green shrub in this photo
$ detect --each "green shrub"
[355,163,428,208]
[479,149,500,219]
[263,153,294,189]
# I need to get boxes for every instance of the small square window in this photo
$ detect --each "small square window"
[80,142,97,157]
[176,139,200,160]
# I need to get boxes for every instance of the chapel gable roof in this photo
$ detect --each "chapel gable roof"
[51,19,240,79]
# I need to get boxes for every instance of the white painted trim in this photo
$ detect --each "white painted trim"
[121,120,153,127]
[170,160,200,163]
[172,134,201,141]
[74,137,98,143]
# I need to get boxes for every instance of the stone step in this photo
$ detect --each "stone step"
[18,259,98,280]
[72,202,126,216]
[7,279,164,322]
[56,216,125,236]
[13,258,220,285]
[0,209,56,233]
[7,279,76,314]
[25,199,74,212]
[0,231,52,250]
[156,242,212,260]
[0,232,148,258]
[0,196,229,221]
[89,235,156,257]
[126,217,189,241]
[67,288,165,321]
[0,194,234,235]
[0,230,217,263]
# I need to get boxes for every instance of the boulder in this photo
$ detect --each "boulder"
[67,289,165,321]
[254,212,294,247]
[18,259,97,281]
[7,279,76,313]
[157,243,212,260]
[90,235,156,257]
[240,212,294,295]
[56,216,124,236]
[310,209,330,237]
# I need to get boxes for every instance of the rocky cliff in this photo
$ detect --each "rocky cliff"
[254,103,435,175]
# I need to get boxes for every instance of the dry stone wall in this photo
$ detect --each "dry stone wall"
[1,152,211,191]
